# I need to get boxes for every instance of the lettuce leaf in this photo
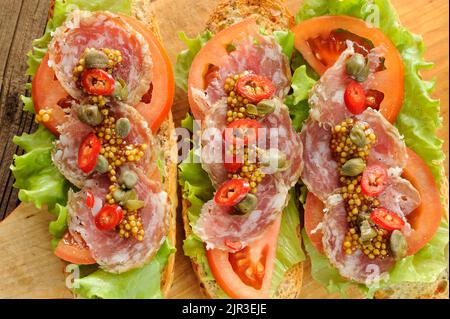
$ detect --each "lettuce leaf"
[73,240,175,299]
[284,65,316,131]
[296,0,444,181]
[273,30,295,61]
[175,31,212,91]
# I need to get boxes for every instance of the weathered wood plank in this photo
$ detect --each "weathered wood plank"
[0,0,51,220]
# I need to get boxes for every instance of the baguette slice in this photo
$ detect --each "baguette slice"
[181,0,304,299]
[47,0,178,298]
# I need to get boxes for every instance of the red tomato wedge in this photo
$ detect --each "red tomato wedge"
[292,15,405,123]
[402,148,442,255]
[304,148,443,257]
[32,14,174,135]
[55,232,96,265]
[188,19,260,120]
[206,217,281,299]
[119,14,174,133]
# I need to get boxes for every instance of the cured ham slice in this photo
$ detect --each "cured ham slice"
[68,165,168,273]
[193,175,289,251]
[48,10,152,105]
[322,197,395,284]
[52,103,156,189]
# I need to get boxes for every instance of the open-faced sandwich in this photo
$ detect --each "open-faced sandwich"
[176,0,306,299]
[291,0,448,298]
[10,0,177,299]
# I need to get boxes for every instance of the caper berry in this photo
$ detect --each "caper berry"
[94,155,109,174]
[255,100,276,116]
[245,104,258,116]
[84,50,109,69]
[77,104,103,126]
[113,79,128,101]
[349,125,368,147]
[346,53,369,82]
[359,220,377,242]
[390,230,408,260]
[118,169,138,189]
[234,194,257,215]
[116,117,131,138]
[112,189,127,203]
[341,158,366,176]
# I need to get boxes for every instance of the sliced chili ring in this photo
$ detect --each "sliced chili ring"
[361,164,388,197]
[86,191,95,209]
[224,119,262,146]
[214,179,250,207]
[236,74,275,103]
[78,133,102,174]
[81,69,115,96]
[370,207,405,231]
[95,204,124,231]
[344,80,366,115]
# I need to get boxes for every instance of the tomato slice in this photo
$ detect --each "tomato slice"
[292,15,405,123]
[119,14,174,133]
[81,69,115,96]
[188,19,261,120]
[236,74,275,103]
[86,191,95,209]
[224,119,262,146]
[94,204,123,231]
[361,164,388,197]
[214,179,250,206]
[304,148,443,257]
[206,217,281,299]
[370,207,405,231]
[344,81,366,114]
[78,133,101,174]
[55,232,96,265]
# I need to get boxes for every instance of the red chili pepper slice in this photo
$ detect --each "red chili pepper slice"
[224,119,262,146]
[81,69,115,96]
[344,80,366,114]
[86,191,95,209]
[236,74,275,103]
[214,179,250,206]
[95,204,124,231]
[78,133,102,174]
[361,164,388,197]
[370,207,405,231]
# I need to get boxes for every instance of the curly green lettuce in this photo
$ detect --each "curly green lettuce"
[294,0,448,298]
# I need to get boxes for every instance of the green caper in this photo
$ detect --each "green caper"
[341,158,366,176]
[346,53,369,82]
[77,104,103,126]
[234,194,258,215]
[116,189,137,205]
[116,117,131,138]
[390,230,408,260]
[350,125,367,147]
[260,149,288,171]
[255,100,276,116]
[112,189,127,203]
[118,169,138,189]
[84,49,109,69]
[94,155,109,174]
[359,220,377,242]
[113,79,129,101]
[125,199,145,211]
[245,104,258,116]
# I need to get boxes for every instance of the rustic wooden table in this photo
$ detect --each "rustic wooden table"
[0,0,448,298]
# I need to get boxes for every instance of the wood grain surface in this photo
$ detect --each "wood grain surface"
[0,0,448,299]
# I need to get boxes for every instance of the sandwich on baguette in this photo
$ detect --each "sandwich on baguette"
[11,0,178,299]
[291,0,449,299]
[176,0,306,299]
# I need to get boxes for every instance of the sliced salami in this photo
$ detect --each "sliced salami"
[53,103,156,189]
[68,165,168,273]
[322,197,395,284]
[48,10,152,105]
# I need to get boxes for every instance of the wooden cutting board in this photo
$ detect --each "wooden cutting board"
[0,0,448,299]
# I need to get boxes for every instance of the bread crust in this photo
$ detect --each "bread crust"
[182,0,303,299]
[48,0,178,298]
